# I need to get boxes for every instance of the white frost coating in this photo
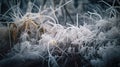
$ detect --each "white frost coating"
[0,0,120,67]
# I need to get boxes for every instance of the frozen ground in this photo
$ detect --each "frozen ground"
[0,0,120,67]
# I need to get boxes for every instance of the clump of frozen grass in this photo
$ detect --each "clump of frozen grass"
[0,0,120,67]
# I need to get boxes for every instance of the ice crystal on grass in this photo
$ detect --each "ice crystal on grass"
[0,0,120,67]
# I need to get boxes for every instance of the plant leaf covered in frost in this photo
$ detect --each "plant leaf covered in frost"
[0,0,120,67]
